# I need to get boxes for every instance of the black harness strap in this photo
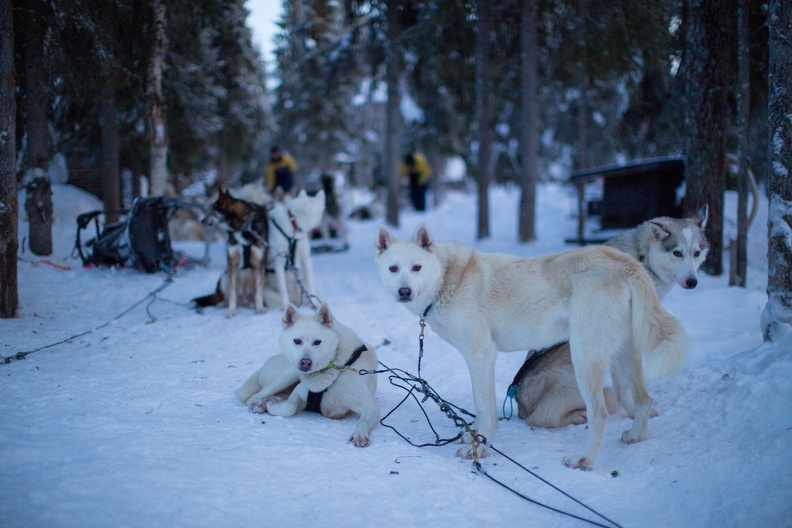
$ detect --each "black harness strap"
[305,344,368,413]
[507,342,567,397]
[270,219,298,266]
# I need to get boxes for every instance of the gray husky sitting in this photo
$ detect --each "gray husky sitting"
[515,206,709,428]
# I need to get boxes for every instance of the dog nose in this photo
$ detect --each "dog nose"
[685,278,698,289]
[299,358,312,372]
[398,287,412,301]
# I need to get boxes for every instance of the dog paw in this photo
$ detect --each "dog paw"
[349,433,370,447]
[226,310,237,319]
[456,444,491,459]
[621,429,646,444]
[248,400,267,414]
[264,396,294,416]
[263,395,283,406]
[563,455,593,471]
[255,306,266,314]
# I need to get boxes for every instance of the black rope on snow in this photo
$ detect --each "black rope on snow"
[1,276,176,365]
[474,440,625,528]
[375,359,476,447]
[347,357,623,528]
[343,315,625,528]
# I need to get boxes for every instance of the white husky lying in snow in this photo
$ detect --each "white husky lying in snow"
[236,303,379,447]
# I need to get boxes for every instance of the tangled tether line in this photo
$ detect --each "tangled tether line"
[340,314,624,528]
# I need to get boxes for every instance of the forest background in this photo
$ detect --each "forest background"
[0,0,790,340]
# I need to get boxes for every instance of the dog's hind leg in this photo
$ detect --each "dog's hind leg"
[564,336,611,470]
[619,348,653,445]
[243,355,300,412]
[236,369,265,403]
[610,352,636,416]
[528,385,589,428]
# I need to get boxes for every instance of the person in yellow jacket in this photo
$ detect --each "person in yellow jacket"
[266,146,298,193]
[399,152,432,211]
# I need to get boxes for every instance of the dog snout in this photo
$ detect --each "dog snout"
[299,357,312,372]
[397,287,412,302]
[684,277,698,289]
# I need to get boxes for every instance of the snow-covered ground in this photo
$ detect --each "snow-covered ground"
[3,182,790,528]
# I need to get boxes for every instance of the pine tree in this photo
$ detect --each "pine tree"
[761,0,792,343]
[683,0,731,276]
[0,0,18,318]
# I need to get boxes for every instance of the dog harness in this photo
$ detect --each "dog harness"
[305,344,368,413]
[506,342,567,399]
[269,219,299,269]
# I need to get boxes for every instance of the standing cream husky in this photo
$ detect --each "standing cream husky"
[236,303,379,447]
[268,189,325,308]
[375,223,687,470]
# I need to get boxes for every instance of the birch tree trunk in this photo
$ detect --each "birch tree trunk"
[761,0,792,342]
[0,0,18,318]
[475,0,492,240]
[148,0,168,197]
[518,0,538,243]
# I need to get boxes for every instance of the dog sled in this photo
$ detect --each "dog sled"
[74,197,198,273]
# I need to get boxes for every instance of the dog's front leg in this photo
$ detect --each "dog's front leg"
[251,246,266,314]
[273,255,290,308]
[226,247,242,318]
[457,343,498,459]
[294,239,315,298]
[344,385,380,448]
[266,382,308,417]
[245,364,300,413]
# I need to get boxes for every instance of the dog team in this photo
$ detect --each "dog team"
[193,179,708,470]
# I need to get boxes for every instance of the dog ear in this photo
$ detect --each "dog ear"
[694,204,709,229]
[649,221,671,241]
[375,224,393,255]
[283,304,301,328]
[315,303,334,328]
[413,222,434,252]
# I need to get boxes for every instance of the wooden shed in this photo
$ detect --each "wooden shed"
[568,156,686,244]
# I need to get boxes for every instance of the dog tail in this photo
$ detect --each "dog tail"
[628,265,688,377]
[191,281,224,308]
